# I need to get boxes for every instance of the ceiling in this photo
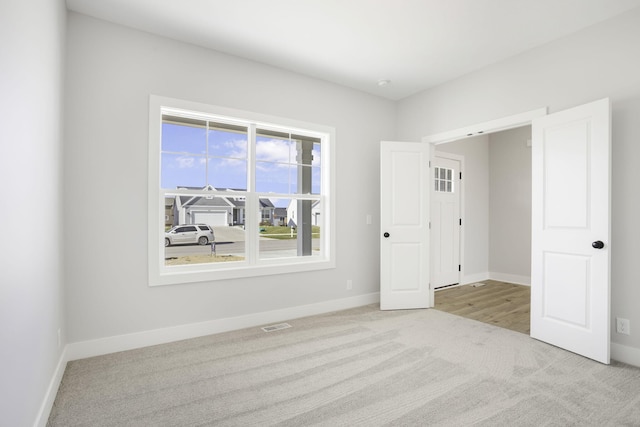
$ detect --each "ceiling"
[65,0,640,101]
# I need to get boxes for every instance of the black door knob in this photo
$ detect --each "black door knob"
[592,240,604,249]
[383,232,390,238]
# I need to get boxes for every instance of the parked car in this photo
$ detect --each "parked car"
[165,224,215,247]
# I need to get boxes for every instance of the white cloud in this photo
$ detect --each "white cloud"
[176,156,196,168]
[256,138,293,164]
[209,138,247,158]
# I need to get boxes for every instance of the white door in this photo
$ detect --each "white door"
[432,154,462,288]
[380,141,431,310]
[531,98,611,364]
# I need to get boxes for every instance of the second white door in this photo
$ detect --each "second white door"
[432,154,461,288]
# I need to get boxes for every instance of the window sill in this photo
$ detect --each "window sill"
[149,257,335,286]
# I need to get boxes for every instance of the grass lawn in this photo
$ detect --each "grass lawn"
[259,225,320,240]
[165,254,244,265]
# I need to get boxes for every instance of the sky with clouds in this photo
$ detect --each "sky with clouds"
[161,123,321,195]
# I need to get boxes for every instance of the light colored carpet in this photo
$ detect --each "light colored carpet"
[48,305,640,426]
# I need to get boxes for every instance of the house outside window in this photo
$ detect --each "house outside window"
[148,96,335,285]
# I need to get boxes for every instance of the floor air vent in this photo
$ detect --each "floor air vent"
[261,323,292,332]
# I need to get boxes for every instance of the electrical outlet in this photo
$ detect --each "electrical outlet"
[57,328,61,348]
[366,214,372,225]
[616,317,630,335]
[346,279,353,290]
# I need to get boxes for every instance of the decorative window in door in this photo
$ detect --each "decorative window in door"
[434,167,454,193]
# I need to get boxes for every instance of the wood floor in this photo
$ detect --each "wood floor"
[434,280,530,334]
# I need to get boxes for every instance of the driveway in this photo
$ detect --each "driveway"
[212,226,247,242]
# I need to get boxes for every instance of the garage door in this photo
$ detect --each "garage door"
[193,211,227,226]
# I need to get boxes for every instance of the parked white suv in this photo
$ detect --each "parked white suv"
[165,224,215,247]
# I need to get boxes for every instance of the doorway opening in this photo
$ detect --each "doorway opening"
[431,125,532,334]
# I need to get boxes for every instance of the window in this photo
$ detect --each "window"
[148,96,335,285]
[434,167,454,193]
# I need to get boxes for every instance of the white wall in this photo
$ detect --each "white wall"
[64,13,395,344]
[0,1,66,425]
[398,9,640,352]
[489,126,532,283]
[435,136,489,282]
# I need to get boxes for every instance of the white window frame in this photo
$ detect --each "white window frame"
[148,95,336,286]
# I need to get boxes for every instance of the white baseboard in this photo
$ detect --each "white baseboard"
[489,272,531,286]
[458,271,530,286]
[66,292,380,361]
[34,346,68,427]
[460,272,490,285]
[611,342,640,368]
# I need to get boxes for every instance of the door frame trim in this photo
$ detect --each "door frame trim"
[422,107,546,321]
[422,108,547,145]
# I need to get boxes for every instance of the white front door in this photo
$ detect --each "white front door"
[531,98,611,364]
[380,141,431,310]
[432,154,462,288]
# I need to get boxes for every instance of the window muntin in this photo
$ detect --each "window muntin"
[150,97,334,285]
